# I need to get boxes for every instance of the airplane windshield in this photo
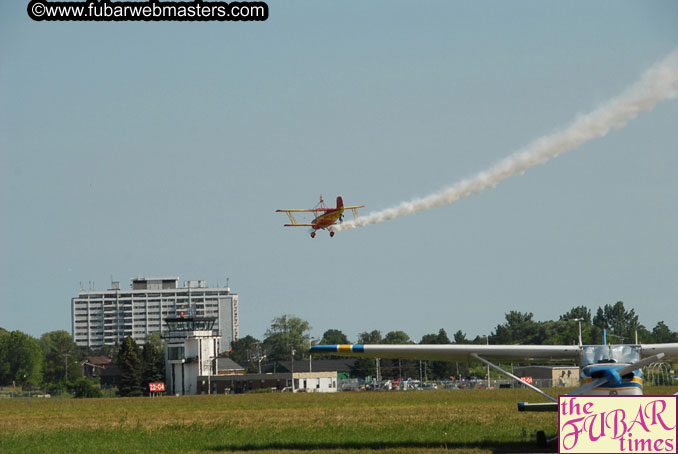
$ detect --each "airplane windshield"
[580,345,641,367]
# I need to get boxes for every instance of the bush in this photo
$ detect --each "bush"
[71,378,102,398]
[249,387,274,394]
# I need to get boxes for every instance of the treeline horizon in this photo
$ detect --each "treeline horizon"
[230,301,678,379]
[2,301,677,390]
[0,329,164,395]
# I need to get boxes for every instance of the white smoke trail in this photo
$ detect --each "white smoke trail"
[335,50,678,232]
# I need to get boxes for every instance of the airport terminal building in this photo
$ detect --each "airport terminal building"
[71,277,238,353]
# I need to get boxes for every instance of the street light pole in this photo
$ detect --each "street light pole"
[207,356,211,395]
[309,337,316,373]
[572,318,584,346]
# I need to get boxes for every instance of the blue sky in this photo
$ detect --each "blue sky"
[1,1,677,343]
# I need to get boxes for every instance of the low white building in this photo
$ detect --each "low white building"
[165,315,220,395]
[203,371,338,394]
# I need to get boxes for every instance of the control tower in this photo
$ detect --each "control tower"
[165,313,219,395]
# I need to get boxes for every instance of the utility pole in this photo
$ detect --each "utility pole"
[256,344,266,374]
[63,354,71,381]
[291,348,295,392]
[207,355,216,395]
[309,338,316,373]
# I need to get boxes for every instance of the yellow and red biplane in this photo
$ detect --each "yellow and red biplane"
[276,196,365,238]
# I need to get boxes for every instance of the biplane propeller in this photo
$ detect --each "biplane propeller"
[276,196,365,238]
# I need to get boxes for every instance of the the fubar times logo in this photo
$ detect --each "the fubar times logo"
[559,396,677,453]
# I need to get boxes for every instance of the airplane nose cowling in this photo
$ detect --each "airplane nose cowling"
[603,368,623,386]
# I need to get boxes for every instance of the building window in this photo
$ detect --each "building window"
[168,346,184,361]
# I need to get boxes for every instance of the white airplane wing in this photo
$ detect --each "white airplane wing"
[310,344,580,362]
[640,343,678,360]
[312,343,678,363]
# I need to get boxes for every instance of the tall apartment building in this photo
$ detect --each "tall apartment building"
[71,277,238,353]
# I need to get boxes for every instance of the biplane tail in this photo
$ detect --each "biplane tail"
[336,196,344,209]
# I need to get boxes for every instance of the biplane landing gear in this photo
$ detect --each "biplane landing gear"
[310,232,316,238]
[329,231,335,237]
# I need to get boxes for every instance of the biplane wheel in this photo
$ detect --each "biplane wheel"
[330,231,335,237]
[536,431,547,448]
[310,232,316,238]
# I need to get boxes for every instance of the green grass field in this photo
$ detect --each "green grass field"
[2,387,676,454]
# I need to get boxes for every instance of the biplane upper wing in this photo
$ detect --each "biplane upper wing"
[276,209,329,213]
[310,344,581,363]
[274,206,364,213]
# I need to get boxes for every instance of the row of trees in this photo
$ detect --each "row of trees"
[0,328,164,397]
[2,301,676,392]
[0,329,84,390]
[495,302,678,346]
[231,302,678,380]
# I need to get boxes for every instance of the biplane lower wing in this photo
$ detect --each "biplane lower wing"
[276,210,315,226]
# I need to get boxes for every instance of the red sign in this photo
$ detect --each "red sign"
[149,382,165,392]
[520,376,533,385]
